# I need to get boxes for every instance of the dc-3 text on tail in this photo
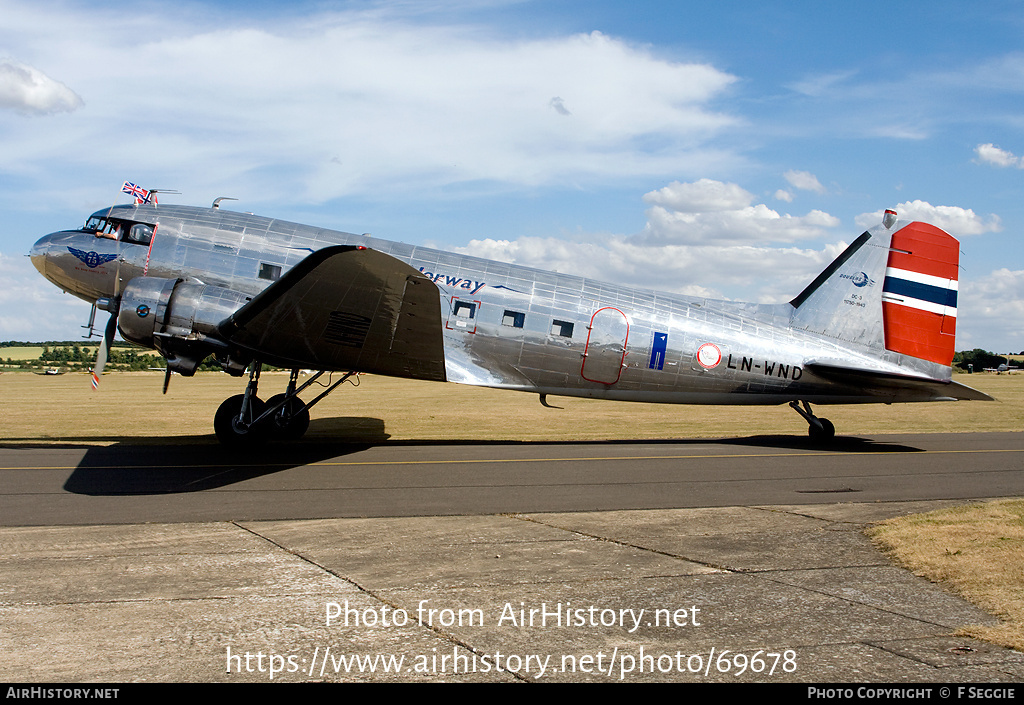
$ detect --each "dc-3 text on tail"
[30,200,992,444]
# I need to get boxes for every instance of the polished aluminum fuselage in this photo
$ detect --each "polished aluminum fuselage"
[31,203,955,405]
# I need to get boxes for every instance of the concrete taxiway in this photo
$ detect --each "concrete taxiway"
[2,432,1023,682]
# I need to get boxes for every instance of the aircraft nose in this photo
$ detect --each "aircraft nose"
[29,232,55,276]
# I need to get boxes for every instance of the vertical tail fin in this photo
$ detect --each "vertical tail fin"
[790,217,960,370]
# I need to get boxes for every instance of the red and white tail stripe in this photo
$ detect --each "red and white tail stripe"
[881,222,959,366]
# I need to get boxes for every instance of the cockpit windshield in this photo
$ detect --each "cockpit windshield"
[83,216,154,246]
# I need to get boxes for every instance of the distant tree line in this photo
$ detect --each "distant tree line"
[37,346,223,372]
[1,340,159,350]
[37,345,158,371]
[0,342,220,372]
[953,349,1020,371]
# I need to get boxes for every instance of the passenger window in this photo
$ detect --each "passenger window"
[125,223,153,246]
[551,320,574,337]
[446,297,481,334]
[502,310,525,328]
[453,301,477,319]
[259,263,282,281]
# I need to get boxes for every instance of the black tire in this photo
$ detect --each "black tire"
[214,394,267,446]
[808,417,836,442]
[265,393,310,441]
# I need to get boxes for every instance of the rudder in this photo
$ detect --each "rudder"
[881,222,959,366]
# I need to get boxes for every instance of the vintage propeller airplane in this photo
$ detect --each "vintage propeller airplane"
[30,186,992,445]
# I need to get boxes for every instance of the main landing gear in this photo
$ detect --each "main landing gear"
[789,400,835,442]
[213,363,356,446]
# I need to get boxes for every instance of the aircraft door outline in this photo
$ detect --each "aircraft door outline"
[581,306,629,384]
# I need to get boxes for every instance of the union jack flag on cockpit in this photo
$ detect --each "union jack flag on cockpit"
[121,181,152,204]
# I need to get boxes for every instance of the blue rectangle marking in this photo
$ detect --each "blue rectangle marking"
[649,331,668,370]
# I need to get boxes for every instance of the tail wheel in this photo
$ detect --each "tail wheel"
[790,401,837,443]
[266,393,310,440]
[808,417,835,442]
[214,394,267,446]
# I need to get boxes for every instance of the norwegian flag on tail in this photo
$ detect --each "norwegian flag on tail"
[121,181,156,205]
[881,222,959,366]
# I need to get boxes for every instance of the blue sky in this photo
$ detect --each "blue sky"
[1,0,1022,352]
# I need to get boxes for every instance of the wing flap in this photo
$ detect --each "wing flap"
[220,246,446,381]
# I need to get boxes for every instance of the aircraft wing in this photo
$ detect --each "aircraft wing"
[804,360,994,401]
[219,246,447,381]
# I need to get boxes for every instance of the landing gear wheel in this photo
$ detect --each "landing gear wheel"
[808,417,835,442]
[790,401,837,444]
[265,393,310,441]
[214,394,267,446]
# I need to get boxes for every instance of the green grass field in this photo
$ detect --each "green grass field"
[0,346,47,361]
[0,368,1019,444]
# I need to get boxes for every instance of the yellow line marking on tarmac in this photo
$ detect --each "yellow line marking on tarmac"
[311,448,1024,467]
[2,447,1022,471]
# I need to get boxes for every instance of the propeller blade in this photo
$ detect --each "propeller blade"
[91,312,117,390]
[163,366,172,395]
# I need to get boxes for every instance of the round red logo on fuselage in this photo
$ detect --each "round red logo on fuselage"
[696,343,722,369]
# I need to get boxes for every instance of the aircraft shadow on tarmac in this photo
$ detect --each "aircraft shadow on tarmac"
[62,417,388,496]
[60,416,925,497]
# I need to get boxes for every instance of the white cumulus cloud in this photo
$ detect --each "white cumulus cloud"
[855,200,1001,236]
[639,179,839,245]
[458,178,845,303]
[0,60,83,115]
[974,143,1024,168]
[958,268,1024,352]
[0,7,741,203]
[783,170,826,194]
[458,234,841,303]
[642,178,754,212]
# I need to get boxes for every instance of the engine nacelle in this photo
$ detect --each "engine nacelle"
[117,276,252,375]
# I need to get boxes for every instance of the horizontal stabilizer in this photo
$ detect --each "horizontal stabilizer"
[805,360,993,401]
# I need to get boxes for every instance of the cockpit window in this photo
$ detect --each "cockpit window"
[85,217,120,239]
[125,223,153,246]
[82,216,153,245]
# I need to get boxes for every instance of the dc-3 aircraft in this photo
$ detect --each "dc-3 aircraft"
[30,188,992,445]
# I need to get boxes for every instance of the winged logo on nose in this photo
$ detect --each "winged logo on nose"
[68,246,118,269]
